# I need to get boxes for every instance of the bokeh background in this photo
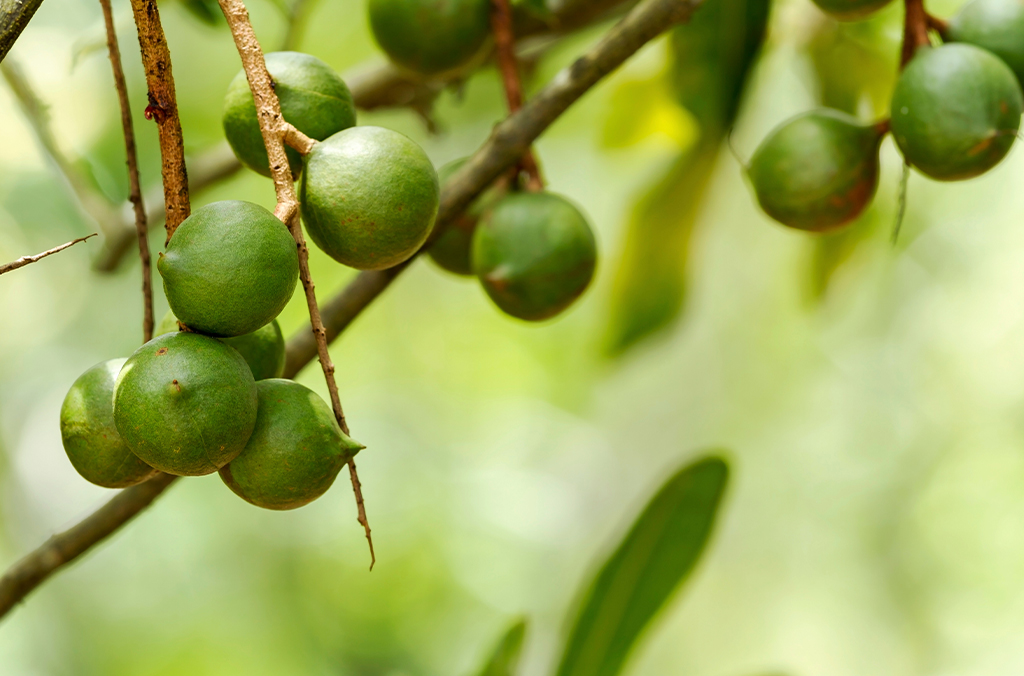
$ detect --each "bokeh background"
[3,0,1024,674]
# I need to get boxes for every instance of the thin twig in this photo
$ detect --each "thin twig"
[901,0,931,67]
[0,0,700,619]
[491,0,543,190]
[99,0,152,342]
[0,234,97,276]
[128,0,190,243]
[0,474,177,619]
[216,0,373,568]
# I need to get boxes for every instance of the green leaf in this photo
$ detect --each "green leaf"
[806,15,899,118]
[555,455,730,676]
[604,0,770,356]
[474,619,527,676]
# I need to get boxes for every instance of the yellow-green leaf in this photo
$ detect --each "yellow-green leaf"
[475,619,527,676]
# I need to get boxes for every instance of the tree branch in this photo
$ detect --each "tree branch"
[0,0,702,620]
[0,0,43,63]
[491,0,543,190]
[901,0,931,67]
[0,473,177,619]
[100,0,153,342]
[216,0,374,568]
[129,0,190,243]
[0,233,97,276]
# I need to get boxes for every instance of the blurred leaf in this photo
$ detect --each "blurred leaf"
[600,74,693,149]
[806,213,878,303]
[179,0,224,26]
[806,17,899,118]
[555,455,730,676]
[603,144,717,352]
[474,618,527,676]
[605,0,770,356]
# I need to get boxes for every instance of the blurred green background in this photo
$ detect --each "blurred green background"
[4,0,1024,674]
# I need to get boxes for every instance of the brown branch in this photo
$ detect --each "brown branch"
[283,122,316,156]
[491,0,543,190]
[901,0,931,67]
[100,0,152,342]
[0,0,44,63]
[216,0,374,569]
[0,0,698,619]
[129,0,189,243]
[0,473,177,619]
[926,12,948,39]
[0,234,97,276]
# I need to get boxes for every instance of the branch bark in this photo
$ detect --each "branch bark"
[0,234,96,276]
[0,0,703,621]
[100,0,153,342]
[0,0,43,63]
[129,0,190,243]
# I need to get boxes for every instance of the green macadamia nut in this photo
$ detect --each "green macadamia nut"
[223,51,356,177]
[300,126,439,270]
[113,332,258,476]
[427,158,507,277]
[747,109,885,232]
[157,310,285,381]
[219,379,364,510]
[890,44,1023,181]
[472,191,597,322]
[158,200,298,337]
[948,0,1024,88]
[60,359,158,488]
[368,0,491,75]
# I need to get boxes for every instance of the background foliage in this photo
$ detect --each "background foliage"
[5,0,1024,674]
